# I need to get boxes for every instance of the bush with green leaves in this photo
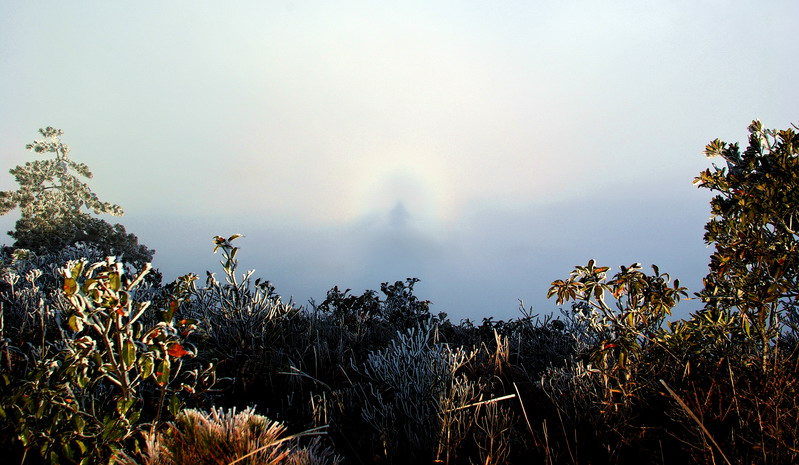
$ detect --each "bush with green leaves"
[547,260,686,405]
[0,243,128,346]
[0,254,215,464]
[692,120,799,360]
[641,120,799,464]
[530,121,799,464]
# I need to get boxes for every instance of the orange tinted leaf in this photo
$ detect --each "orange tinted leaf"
[63,278,78,296]
[167,343,190,358]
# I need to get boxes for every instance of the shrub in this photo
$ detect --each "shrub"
[547,260,686,407]
[125,406,339,465]
[177,235,301,409]
[346,320,480,463]
[0,254,214,464]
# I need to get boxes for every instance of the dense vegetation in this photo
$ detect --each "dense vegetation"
[0,122,797,464]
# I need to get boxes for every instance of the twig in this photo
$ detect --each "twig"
[227,425,328,465]
[513,383,534,438]
[442,394,515,413]
[659,379,732,465]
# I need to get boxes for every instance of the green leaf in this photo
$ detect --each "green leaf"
[168,395,182,418]
[72,415,86,435]
[71,261,84,279]
[34,399,46,419]
[75,439,87,456]
[160,300,178,324]
[102,418,125,441]
[108,272,121,292]
[155,359,171,386]
[18,427,29,446]
[116,397,135,416]
[82,278,97,294]
[67,314,84,333]
[122,340,136,367]
[139,355,154,379]
[742,314,751,337]
[118,290,130,308]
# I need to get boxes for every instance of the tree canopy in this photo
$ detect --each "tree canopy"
[0,127,154,266]
[694,120,799,353]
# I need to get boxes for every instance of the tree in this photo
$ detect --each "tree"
[694,120,799,356]
[0,127,154,267]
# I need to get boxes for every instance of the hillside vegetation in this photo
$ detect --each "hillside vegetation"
[1,122,798,464]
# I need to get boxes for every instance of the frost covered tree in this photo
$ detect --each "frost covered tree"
[0,127,154,266]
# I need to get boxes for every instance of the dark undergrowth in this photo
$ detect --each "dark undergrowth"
[1,238,797,464]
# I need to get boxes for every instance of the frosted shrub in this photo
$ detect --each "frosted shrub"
[568,301,613,351]
[1,259,53,344]
[180,234,297,361]
[0,244,110,344]
[179,236,299,382]
[352,320,477,463]
[495,306,584,379]
[379,278,435,329]
[129,406,338,465]
[436,372,483,464]
[474,401,515,465]
[165,235,312,417]
[540,360,605,419]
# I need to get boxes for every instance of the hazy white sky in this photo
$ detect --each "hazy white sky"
[1,1,797,321]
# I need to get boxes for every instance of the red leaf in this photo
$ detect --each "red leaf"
[167,343,190,358]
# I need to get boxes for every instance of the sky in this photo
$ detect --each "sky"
[1,1,797,322]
